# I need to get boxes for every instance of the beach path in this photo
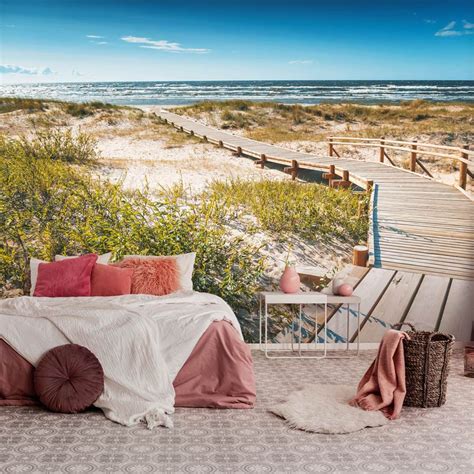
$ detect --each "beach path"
[156,110,473,282]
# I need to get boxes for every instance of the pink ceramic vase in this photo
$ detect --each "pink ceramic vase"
[279,265,300,293]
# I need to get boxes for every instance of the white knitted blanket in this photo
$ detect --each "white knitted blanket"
[0,292,240,428]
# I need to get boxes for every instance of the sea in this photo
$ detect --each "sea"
[1,80,473,105]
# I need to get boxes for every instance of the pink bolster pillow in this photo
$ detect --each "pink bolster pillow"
[91,263,133,296]
[34,344,104,414]
[115,257,180,296]
[34,254,98,297]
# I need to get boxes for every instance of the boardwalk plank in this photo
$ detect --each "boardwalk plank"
[358,271,423,342]
[321,268,395,343]
[438,279,474,341]
[403,275,451,331]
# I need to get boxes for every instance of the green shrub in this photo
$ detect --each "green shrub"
[0,132,264,335]
[15,129,97,165]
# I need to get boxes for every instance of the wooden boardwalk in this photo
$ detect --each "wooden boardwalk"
[156,110,473,342]
[158,109,474,282]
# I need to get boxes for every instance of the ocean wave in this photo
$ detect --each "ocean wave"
[1,80,473,105]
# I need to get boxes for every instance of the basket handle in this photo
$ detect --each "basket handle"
[392,322,416,332]
[425,332,455,343]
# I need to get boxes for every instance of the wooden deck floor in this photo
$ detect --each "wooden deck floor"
[157,109,474,281]
[276,265,473,343]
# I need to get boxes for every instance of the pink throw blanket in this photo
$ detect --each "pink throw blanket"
[350,329,409,420]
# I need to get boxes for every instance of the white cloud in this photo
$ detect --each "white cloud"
[0,64,55,75]
[90,41,108,45]
[435,20,473,36]
[72,69,85,77]
[423,19,436,24]
[86,35,104,39]
[289,60,313,65]
[121,36,210,53]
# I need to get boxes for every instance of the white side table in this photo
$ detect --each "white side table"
[259,291,361,359]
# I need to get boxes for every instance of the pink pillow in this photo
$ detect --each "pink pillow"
[34,254,98,297]
[115,257,180,296]
[91,264,133,296]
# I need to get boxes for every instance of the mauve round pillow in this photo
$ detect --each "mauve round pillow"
[34,344,104,414]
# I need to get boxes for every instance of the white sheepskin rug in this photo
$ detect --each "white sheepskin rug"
[270,384,389,434]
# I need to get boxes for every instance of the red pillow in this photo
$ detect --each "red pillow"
[115,257,180,296]
[91,263,133,296]
[34,254,98,297]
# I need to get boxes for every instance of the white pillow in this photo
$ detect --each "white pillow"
[29,257,46,296]
[29,253,112,296]
[123,252,195,291]
[55,252,111,264]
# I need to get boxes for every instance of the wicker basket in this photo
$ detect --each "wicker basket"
[393,322,455,408]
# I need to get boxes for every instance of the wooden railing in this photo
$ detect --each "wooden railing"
[327,137,473,190]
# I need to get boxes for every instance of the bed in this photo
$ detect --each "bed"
[0,292,256,426]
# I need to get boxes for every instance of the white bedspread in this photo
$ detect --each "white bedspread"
[0,292,241,428]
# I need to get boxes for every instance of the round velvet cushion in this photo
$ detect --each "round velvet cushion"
[34,344,104,414]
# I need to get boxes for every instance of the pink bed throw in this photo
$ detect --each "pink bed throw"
[350,329,409,420]
[0,321,255,409]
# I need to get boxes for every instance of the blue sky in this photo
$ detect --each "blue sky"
[1,0,473,83]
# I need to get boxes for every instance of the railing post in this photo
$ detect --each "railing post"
[366,180,373,194]
[379,137,385,163]
[410,141,417,172]
[328,138,334,157]
[459,145,469,190]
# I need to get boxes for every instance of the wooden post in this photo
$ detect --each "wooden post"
[284,160,299,180]
[352,245,368,267]
[322,164,337,181]
[459,145,469,190]
[256,153,267,169]
[218,140,223,148]
[202,135,208,142]
[366,180,373,194]
[330,170,351,188]
[180,126,184,132]
[190,130,194,136]
[410,141,417,172]
[379,137,385,163]
[235,146,242,157]
[328,138,334,157]
[357,200,364,217]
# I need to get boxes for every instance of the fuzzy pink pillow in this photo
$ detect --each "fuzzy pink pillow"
[115,258,180,296]
[34,254,98,297]
[91,264,134,296]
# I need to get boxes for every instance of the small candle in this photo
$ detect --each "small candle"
[464,345,474,378]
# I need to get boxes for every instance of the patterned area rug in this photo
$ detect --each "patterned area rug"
[1,350,472,473]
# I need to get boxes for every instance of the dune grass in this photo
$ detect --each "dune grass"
[172,100,474,145]
[203,179,369,244]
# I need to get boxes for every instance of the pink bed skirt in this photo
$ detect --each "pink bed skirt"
[0,321,256,409]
